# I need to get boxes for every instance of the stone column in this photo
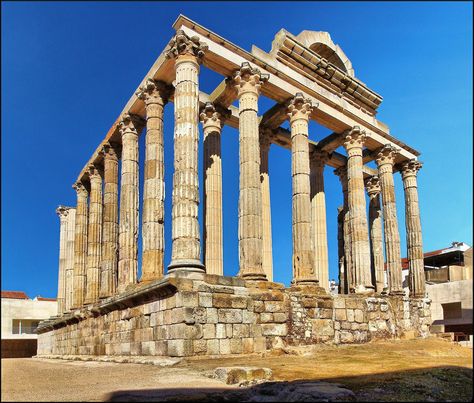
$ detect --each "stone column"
[72,181,88,309]
[166,30,207,273]
[200,102,227,276]
[365,176,385,293]
[56,206,68,314]
[100,143,120,298]
[118,114,142,292]
[336,206,347,294]
[401,159,425,298]
[233,62,269,280]
[136,79,171,282]
[84,165,103,304]
[259,128,274,282]
[335,167,351,294]
[288,93,317,285]
[342,127,374,294]
[310,149,329,290]
[65,207,76,311]
[375,144,403,295]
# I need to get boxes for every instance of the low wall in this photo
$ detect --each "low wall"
[37,273,431,357]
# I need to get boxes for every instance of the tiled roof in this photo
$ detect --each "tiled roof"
[36,297,56,301]
[1,290,29,299]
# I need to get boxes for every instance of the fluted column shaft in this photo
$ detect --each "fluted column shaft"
[56,207,68,314]
[401,160,425,298]
[100,144,119,298]
[118,115,141,291]
[260,130,273,282]
[137,80,170,281]
[366,177,385,293]
[85,166,103,304]
[288,94,316,284]
[233,63,268,280]
[65,208,76,311]
[72,183,88,309]
[200,103,225,275]
[343,127,373,293]
[376,145,403,295]
[310,150,329,290]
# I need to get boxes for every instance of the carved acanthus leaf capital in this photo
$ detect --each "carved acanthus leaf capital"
[232,62,269,98]
[342,126,367,151]
[375,144,400,167]
[400,159,422,179]
[199,102,230,131]
[310,148,329,168]
[88,164,102,182]
[118,113,143,136]
[101,142,121,161]
[56,205,69,219]
[287,93,316,123]
[73,181,88,197]
[365,175,381,198]
[135,78,172,105]
[165,29,208,61]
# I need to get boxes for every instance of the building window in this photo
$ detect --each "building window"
[11,319,40,335]
[442,302,462,320]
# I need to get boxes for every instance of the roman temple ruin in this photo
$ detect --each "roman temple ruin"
[37,15,431,358]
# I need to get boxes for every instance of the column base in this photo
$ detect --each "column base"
[241,272,268,281]
[352,284,375,296]
[293,276,319,286]
[167,259,205,274]
[389,290,406,297]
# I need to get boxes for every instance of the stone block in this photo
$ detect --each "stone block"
[340,331,354,343]
[312,319,334,337]
[242,310,256,324]
[319,308,333,319]
[346,309,355,322]
[203,324,216,339]
[216,323,226,339]
[207,339,219,355]
[191,307,207,324]
[253,301,265,313]
[155,340,168,356]
[260,313,274,323]
[264,301,287,312]
[334,298,346,309]
[250,291,284,301]
[273,312,289,323]
[230,338,243,354]
[178,291,199,308]
[141,341,155,355]
[354,309,364,323]
[219,339,231,355]
[168,339,193,357]
[341,321,351,330]
[261,324,287,336]
[193,339,208,355]
[207,308,218,323]
[250,324,262,337]
[199,292,213,308]
[242,337,254,354]
[253,337,267,353]
[169,323,202,340]
[233,324,250,338]
[213,294,248,309]
[335,309,347,321]
[302,297,318,308]
[218,309,243,323]
[318,299,334,309]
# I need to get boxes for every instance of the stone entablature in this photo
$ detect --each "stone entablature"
[38,274,430,357]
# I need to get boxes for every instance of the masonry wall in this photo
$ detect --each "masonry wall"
[37,274,431,358]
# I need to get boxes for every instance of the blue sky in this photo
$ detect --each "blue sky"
[2,1,472,298]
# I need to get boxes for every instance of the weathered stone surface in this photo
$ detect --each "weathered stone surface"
[214,367,272,385]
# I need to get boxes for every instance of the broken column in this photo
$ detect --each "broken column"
[376,144,404,295]
[342,127,374,294]
[100,143,120,298]
[310,148,329,290]
[401,159,425,298]
[136,79,171,282]
[288,93,317,284]
[85,165,103,304]
[233,62,268,280]
[166,30,207,273]
[200,102,226,276]
[365,176,385,293]
[259,128,274,282]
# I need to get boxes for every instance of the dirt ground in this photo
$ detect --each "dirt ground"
[1,338,472,402]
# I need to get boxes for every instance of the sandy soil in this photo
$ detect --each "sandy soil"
[1,338,472,402]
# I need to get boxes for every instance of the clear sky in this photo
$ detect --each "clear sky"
[2,1,472,298]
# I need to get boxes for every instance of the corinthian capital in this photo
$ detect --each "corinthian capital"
[73,181,88,197]
[287,93,316,123]
[400,159,422,179]
[310,148,329,168]
[118,113,143,136]
[365,175,381,198]
[88,164,102,182]
[102,142,121,161]
[165,29,208,60]
[375,144,400,167]
[135,78,172,106]
[199,102,229,131]
[342,126,367,151]
[56,205,70,219]
[232,62,269,98]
